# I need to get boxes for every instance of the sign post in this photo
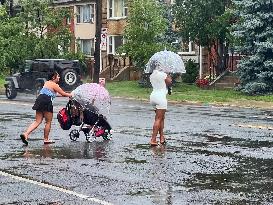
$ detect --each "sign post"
[94,0,102,83]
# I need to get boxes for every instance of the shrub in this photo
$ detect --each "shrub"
[182,59,199,83]
[241,82,269,95]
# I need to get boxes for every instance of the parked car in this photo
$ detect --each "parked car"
[4,59,83,99]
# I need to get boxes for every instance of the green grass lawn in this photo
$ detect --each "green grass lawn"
[106,81,151,99]
[106,81,273,107]
[0,75,272,108]
[0,76,5,89]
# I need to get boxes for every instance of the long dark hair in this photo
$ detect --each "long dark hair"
[47,71,59,80]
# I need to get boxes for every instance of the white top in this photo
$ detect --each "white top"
[150,70,167,94]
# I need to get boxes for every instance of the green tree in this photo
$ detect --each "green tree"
[232,0,273,95]
[158,0,180,51]
[120,0,168,70]
[0,0,73,73]
[174,0,233,75]
[18,0,72,59]
[0,5,26,73]
[182,59,199,83]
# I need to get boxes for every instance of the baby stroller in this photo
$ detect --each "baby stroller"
[67,98,112,142]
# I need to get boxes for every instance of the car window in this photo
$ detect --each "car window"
[32,62,40,72]
[32,62,50,72]
[39,62,50,72]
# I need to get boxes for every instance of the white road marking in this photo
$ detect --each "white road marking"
[0,170,113,205]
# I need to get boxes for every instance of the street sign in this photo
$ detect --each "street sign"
[100,28,107,51]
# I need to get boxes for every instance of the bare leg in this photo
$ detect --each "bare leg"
[150,109,165,145]
[159,112,166,143]
[24,111,43,139]
[43,111,53,141]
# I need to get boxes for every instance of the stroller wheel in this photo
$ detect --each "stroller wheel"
[85,133,92,142]
[69,129,80,141]
[102,132,112,140]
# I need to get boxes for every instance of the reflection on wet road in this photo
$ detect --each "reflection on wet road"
[0,95,273,204]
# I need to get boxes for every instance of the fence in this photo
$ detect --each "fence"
[207,53,242,82]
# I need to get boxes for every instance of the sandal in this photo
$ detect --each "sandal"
[150,141,158,146]
[160,140,167,145]
[20,134,28,146]
[44,140,55,144]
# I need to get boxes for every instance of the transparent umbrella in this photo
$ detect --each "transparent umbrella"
[145,50,186,74]
[71,83,111,115]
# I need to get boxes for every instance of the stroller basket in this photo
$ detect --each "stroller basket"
[67,99,112,142]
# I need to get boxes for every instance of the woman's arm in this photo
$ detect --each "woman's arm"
[165,75,172,86]
[53,84,72,97]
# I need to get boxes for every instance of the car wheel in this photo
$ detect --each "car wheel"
[61,69,79,90]
[5,81,17,99]
[35,82,43,97]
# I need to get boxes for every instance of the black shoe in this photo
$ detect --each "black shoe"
[20,134,28,146]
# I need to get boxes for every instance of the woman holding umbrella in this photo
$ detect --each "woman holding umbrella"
[146,50,186,146]
[149,68,172,146]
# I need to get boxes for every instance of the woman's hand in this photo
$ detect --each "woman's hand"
[165,75,172,86]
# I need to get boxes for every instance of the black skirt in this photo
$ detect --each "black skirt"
[32,94,53,113]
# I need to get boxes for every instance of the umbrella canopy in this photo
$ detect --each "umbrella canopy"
[71,83,111,115]
[145,50,186,74]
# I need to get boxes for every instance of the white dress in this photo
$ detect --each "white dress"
[149,70,168,110]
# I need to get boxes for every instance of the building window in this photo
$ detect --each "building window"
[76,4,95,23]
[108,35,124,54]
[77,39,95,56]
[108,0,128,18]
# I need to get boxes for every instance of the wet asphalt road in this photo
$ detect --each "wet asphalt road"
[1,93,273,205]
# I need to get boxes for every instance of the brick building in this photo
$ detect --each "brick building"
[52,0,238,85]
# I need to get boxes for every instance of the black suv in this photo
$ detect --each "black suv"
[4,59,83,99]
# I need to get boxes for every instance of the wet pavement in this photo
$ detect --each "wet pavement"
[0,94,273,204]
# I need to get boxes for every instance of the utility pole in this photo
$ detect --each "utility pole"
[93,0,102,83]
[9,0,13,16]
[0,0,13,16]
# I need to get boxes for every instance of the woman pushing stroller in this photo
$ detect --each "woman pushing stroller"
[20,71,72,146]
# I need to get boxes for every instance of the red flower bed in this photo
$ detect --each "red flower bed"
[196,78,209,88]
